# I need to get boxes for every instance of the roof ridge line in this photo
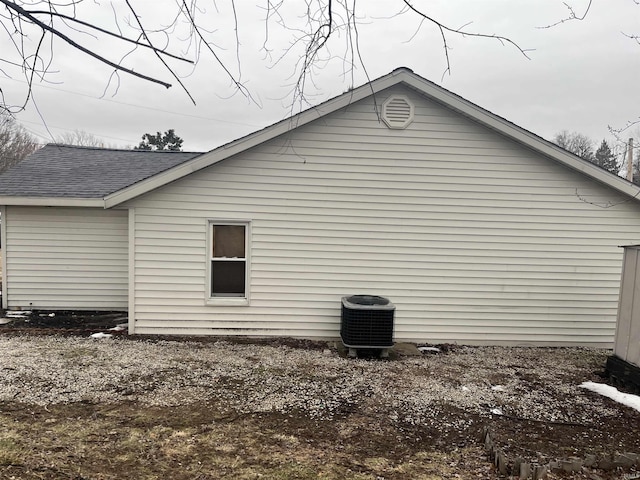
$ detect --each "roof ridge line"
[46,143,204,154]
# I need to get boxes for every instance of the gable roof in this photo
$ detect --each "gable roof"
[0,145,201,206]
[1,68,638,208]
[102,68,640,208]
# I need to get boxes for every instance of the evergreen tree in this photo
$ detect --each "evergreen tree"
[593,139,618,175]
[135,129,184,151]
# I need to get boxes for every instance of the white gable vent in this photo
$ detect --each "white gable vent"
[382,95,414,129]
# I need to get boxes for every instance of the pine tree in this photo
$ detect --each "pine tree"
[593,139,618,175]
[135,129,184,151]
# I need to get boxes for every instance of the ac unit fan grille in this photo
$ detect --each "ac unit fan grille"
[340,296,395,348]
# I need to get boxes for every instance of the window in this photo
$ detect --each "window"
[209,222,249,300]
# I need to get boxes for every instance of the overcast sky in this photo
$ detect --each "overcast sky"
[2,1,639,153]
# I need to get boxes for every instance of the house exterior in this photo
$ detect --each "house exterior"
[2,67,640,346]
[0,148,200,310]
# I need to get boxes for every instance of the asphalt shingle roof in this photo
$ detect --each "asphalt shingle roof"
[0,144,202,198]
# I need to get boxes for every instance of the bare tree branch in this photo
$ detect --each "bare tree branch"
[608,119,640,151]
[20,9,191,62]
[54,129,117,148]
[178,0,254,102]
[1,1,541,115]
[538,0,593,29]
[623,31,640,45]
[1,0,174,88]
[401,0,531,77]
[123,0,195,104]
[0,110,39,171]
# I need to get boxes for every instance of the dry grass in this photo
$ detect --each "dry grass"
[0,401,495,479]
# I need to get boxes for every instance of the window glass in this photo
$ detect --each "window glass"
[212,225,245,258]
[211,262,246,295]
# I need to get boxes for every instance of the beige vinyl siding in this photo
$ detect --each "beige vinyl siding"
[128,85,640,345]
[4,206,128,310]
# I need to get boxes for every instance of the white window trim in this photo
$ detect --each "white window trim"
[206,219,251,306]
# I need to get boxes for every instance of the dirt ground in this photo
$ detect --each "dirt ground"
[1,311,639,480]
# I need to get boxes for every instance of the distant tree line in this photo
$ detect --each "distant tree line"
[0,113,39,173]
[553,130,640,184]
[0,118,186,173]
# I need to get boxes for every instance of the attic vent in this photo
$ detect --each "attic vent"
[382,95,414,129]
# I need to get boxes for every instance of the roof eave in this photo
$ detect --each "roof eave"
[0,196,105,207]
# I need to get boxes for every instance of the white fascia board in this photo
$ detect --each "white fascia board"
[0,196,105,207]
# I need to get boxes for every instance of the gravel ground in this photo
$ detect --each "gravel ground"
[2,334,640,478]
[0,335,618,424]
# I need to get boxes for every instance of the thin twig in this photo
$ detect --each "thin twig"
[402,0,531,78]
[538,0,593,29]
[1,0,174,88]
[22,9,192,62]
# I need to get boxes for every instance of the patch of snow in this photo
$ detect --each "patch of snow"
[460,386,470,392]
[579,381,640,413]
[5,311,30,317]
[0,318,13,325]
[490,408,503,415]
[90,332,114,339]
[491,385,505,391]
[108,325,126,331]
[418,346,441,353]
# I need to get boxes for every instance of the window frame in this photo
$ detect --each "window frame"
[206,220,251,306]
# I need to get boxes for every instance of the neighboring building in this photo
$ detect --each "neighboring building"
[612,245,640,367]
[1,68,640,346]
[607,244,640,391]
